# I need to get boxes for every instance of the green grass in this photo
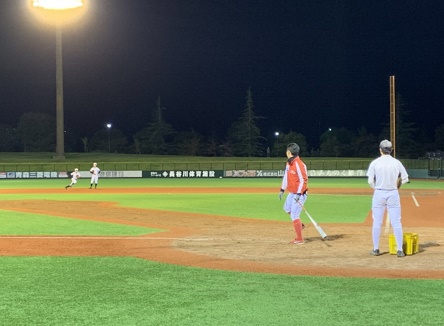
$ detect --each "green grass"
[1,178,440,225]
[0,191,370,223]
[1,176,441,189]
[0,177,443,325]
[1,257,442,326]
[0,210,162,235]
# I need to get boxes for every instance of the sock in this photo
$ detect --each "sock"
[293,219,303,241]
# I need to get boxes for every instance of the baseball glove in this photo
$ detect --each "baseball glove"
[90,170,94,174]
[397,177,402,189]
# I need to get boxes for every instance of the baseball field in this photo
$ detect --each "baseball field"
[0,177,443,325]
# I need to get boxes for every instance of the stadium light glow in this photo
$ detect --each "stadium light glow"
[32,0,84,10]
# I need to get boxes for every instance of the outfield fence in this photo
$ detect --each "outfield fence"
[0,158,439,173]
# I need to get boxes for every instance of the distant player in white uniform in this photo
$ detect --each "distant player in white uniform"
[366,140,409,257]
[89,162,101,189]
[65,168,81,189]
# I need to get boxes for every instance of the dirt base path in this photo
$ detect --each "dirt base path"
[0,188,443,279]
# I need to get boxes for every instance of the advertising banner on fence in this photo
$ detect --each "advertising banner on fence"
[223,169,368,178]
[0,172,61,179]
[0,171,142,179]
[4,169,423,179]
[145,170,223,178]
[308,170,367,177]
[224,170,284,177]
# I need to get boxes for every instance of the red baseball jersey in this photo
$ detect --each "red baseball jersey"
[281,156,308,194]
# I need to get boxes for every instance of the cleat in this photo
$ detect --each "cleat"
[89,187,92,189]
[370,249,380,256]
[302,223,305,230]
[290,239,304,245]
[65,186,68,190]
[397,250,405,257]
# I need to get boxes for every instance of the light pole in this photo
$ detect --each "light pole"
[275,132,279,157]
[30,0,86,159]
[55,23,64,159]
[107,123,112,153]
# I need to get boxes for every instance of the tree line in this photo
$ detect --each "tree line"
[0,89,443,158]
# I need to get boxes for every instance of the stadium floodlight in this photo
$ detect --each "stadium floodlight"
[32,0,84,10]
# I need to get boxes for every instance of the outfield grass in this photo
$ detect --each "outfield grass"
[1,257,443,326]
[0,210,162,236]
[0,178,443,325]
[1,178,440,223]
[1,176,442,189]
[0,192,370,223]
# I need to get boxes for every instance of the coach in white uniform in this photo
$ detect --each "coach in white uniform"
[89,162,101,189]
[366,140,409,257]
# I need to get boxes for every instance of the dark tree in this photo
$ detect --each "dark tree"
[227,87,266,157]
[276,131,308,157]
[380,93,418,158]
[81,137,89,153]
[350,127,379,157]
[16,112,55,152]
[434,124,444,150]
[134,97,176,154]
[89,127,128,153]
[201,132,219,157]
[174,130,203,156]
[319,128,341,157]
[0,124,21,152]
[395,94,418,158]
[334,127,355,157]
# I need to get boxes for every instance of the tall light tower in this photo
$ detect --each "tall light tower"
[30,0,87,159]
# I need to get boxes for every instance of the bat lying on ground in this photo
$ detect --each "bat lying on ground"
[297,202,328,239]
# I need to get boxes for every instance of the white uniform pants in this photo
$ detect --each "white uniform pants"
[372,189,403,251]
[283,193,307,221]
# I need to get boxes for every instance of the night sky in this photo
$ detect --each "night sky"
[1,0,443,147]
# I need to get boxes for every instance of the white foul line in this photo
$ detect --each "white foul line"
[411,193,420,207]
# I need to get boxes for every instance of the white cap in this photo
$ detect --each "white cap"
[75,168,79,171]
[379,140,392,148]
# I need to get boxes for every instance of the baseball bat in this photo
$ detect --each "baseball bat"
[297,202,327,239]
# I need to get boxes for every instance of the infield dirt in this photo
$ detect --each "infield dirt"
[0,187,442,279]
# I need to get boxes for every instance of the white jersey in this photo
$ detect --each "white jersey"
[69,171,81,185]
[366,155,409,190]
[90,167,101,175]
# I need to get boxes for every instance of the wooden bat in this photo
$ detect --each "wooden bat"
[297,202,328,239]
